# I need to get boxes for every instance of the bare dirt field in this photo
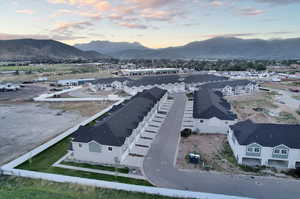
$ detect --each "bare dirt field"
[176,134,237,171]
[67,87,116,98]
[0,84,48,102]
[0,103,87,166]
[226,91,299,124]
[262,81,300,91]
[46,101,115,117]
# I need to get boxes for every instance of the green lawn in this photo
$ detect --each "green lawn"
[17,137,152,186]
[0,176,174,199]
[62,161,130,174]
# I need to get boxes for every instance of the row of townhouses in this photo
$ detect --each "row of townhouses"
[70,87,167,165]
[228,120,300,169]
[95,74,229,95]
[186,80,300,169]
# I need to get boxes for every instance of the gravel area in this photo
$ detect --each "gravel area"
[0,84,47,102]
[0,103,87,165]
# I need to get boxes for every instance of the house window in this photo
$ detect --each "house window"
[247,146,260,153]
[79,143,82,148]
[281,149,288,154]
[274,149,280,154]
[89,142,102,153]
[108,147,113,151]
[200,120,204,123]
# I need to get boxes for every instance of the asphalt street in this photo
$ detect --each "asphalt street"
[143,93,300,199]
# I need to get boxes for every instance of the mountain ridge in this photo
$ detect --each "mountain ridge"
[0,39,108,61]
[74,37,300,59]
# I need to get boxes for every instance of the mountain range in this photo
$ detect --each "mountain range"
[74,37,300,59]
[0,39,107,61]
[1,37,300,61]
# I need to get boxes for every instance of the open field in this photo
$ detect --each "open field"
[0,64,113,83]
[16,136,152,186]
[47,101,115,117]
[0,103,87,166]
[227,92,278,123]
[227,91,299,124]
[0,176,173,199]
[262,81,300,91]
[0,84,48,102]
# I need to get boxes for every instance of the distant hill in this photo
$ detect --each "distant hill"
[0,39,108,61]
[75,37,300,59]
[74,40,147,55]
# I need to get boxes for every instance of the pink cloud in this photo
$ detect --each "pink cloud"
[238,8,265,16]
[117,22,147,29]
[47,0,110,11]
[52,21,93,33]
[16,9,35,15]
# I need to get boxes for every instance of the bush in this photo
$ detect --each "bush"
[181,128,192,137]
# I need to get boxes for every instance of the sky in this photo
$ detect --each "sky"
[1,0,300,48]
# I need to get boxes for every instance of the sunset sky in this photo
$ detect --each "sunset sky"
[1,0,300,48]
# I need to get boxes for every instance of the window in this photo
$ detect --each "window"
[79,143,82,148]
[281,149,288,154]
[89,142,102,153]
[274,149,280,154]
[247,146,260,153]
[200,120,204,123]
[108,147,113,151]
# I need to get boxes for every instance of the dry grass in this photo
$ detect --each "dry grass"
[226,92,280,123]
[47,101,115,117]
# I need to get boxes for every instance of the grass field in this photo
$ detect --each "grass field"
[16,137,152,186]
[0,176,174,199]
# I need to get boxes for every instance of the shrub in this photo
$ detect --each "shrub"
[181,128,192,137]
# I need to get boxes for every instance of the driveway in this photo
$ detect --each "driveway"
[143,93,300,199]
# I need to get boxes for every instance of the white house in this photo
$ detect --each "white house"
[70,87,168,165]
[120,68,180,76]
[57,78,95,86]
[203,80,259,96]
[228,120,300,169]
[183,88,237,134]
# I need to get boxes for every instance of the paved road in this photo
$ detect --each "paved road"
[143,93,300,199]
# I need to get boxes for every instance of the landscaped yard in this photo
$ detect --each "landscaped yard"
[0,176,172,199]
[61,161,130,174]
[16,137,152,186]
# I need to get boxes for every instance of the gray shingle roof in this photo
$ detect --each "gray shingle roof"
[193,88,237,120]
[231,120,300,148]
[72,87,166,146]
[201,80,253,89]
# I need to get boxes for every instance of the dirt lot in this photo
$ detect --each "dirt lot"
[262,81,300,91]
[46,101,115,117]
[68,87,116,98]
[176,134,298,178]
[0,84,48,102]
[177,134,226,169]
[226,91,299,124]
[0,103,87,166]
